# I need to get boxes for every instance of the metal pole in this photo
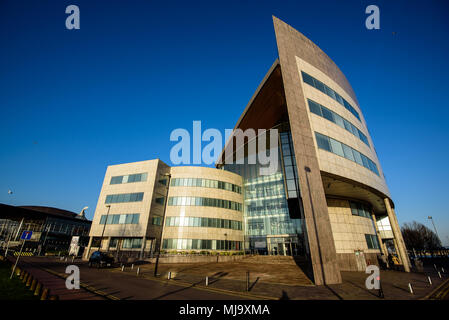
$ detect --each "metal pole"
[154,173,171,277]
[428,216,441,246]
[14,218,24,241]
[100,205,111,253]
[10,240,25,279]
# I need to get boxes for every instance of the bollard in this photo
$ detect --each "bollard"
[408,283,414,295]
[41,288,49,300]
[22,272,29,283]
[121,265,124,272]
[137,267,140,276]
[205,276,208,286]
[442,267,445,273]
[168,271,171,280]
[26,275,33,287]
[131,264,134,270]
[30,279,37,291]
[434,264,438,272]
[34,282,42,296]
[428,276,432,285]
[72,256,75,263]
[19,270,25,280]
[438,272,442,278]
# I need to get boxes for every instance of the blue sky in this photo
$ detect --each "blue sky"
[1,0,448,245]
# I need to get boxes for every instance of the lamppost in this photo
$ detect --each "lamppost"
[100,205,111,253]
[428,216,441,246]
[154,172,171,277]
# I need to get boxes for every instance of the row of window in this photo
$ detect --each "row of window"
[91,237,142,249]
[349,201,372,219]
[105,192,144,204]
[162,238,242,251]
[165,216,242,230]
[308,99,369,146]
[168,197,242,212]
[110,173,147,185]
[315,132,379,176]
[301,71,361,121]
[99,213,140,225]
[171,177,242,194]
[365,234,380,250]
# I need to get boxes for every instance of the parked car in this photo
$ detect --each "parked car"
[88,251,114,268]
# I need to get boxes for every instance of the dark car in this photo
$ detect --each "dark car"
[88,251,114,268]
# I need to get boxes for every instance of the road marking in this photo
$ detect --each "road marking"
[421,278,449,300]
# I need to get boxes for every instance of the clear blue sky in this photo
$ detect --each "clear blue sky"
[1,0,448,245]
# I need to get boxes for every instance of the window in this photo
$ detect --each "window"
[308,99,369,147]
[162,239,242,251]
[105,192,144,204]
[110,173,147,185]
[342,144,355,161]
[321,107,334,122]
[152,216,162,226]
[315,132,379,176]
[170,177,241,194]
[122,238,142,249]
[315,132,331,152]
[302,71,361,121]
[110,176,123,184]
[301,71,315,86]
[167,196,242,212]
[155,197,165,205]
[99,213,140,225]
[330,139,344,157]
[365,234,380,250]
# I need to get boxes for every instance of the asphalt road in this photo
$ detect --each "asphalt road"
[18,257,252,300]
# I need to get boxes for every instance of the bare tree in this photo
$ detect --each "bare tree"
[401,221,442,251]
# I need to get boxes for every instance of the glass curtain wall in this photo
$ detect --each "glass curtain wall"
[223,124,308,257]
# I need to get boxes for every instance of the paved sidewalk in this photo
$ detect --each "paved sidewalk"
[9,256,449,300]
[121,257,449,300]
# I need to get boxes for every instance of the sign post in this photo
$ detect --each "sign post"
[10,231,32,279]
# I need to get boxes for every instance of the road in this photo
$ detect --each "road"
[16,256,256,300]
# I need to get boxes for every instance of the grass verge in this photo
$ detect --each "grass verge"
[0,260,39,300]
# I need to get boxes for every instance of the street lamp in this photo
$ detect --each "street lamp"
[428,216,441,245]
[100,205,111,253]
[154,172,171,277]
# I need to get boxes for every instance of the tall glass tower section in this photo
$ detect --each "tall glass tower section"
[223,126,308,256]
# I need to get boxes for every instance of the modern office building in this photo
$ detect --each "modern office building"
[0,204,91,254]
[85,161,244,260]
[85,17,410,285]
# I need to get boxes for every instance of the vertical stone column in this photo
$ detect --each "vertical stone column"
[371,212,388,258]
[384,198,410,272]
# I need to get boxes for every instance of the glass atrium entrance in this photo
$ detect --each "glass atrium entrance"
[222,125,310,258]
